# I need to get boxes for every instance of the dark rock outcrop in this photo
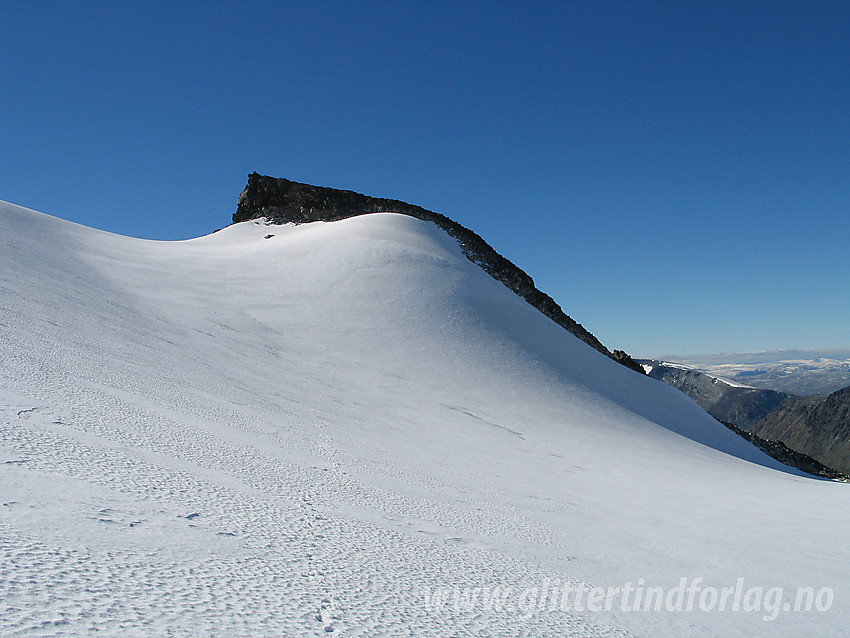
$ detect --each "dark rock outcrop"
[751,386,850,476]
[233,173,644,373]
[719,420,848,481]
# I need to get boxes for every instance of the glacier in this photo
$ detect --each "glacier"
[1,201,847,636]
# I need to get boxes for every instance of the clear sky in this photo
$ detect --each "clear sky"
[2,1,848,356]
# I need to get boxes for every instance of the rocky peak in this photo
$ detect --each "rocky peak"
[233,172,644,374]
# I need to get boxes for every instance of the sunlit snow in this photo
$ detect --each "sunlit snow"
[1,201,847,636]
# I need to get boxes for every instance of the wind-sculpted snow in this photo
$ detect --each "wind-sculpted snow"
[1,201,848,637]
[232,173,646,373]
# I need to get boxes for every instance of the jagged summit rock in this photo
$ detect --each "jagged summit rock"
[233,172,644,373]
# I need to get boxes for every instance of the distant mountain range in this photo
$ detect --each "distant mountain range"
[639,359,850,477]
[638,360,790,429]
[655,349,850,395]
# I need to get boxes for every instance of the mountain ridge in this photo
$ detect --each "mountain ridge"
[233,173,644,374]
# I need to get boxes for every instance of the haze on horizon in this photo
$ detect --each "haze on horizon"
[1,1,848,356]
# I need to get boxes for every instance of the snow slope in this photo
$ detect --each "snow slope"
[1,201,847,637]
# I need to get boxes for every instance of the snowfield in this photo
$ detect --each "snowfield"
[1,201,847,637]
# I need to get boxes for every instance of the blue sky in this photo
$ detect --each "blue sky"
[2,1,848,356]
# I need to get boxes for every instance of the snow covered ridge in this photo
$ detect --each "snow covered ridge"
[233,172,645,374]
[1,200,849,636]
